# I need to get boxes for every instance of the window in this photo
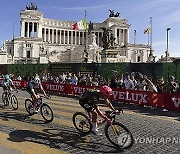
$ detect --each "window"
[137,56,141,62]
[27,51,30,58]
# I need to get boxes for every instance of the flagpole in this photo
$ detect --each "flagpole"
[13,22,15,40]
[150,16,152,51]
[150,17,152,48]
[134,30,136,44]
[148,32,149,45]
[85,10,87,49]
[84,10,88,63]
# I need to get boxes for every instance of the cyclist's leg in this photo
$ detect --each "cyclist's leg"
[31,89,38,108]
[91,109,98,131]
[2,86,7,95]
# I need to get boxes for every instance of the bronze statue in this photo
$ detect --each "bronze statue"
[109,10,115,17]
[88,21,94,34]
[109,33,116,48]
[26,2,38,10]
[109,10,120,17]
[115,12,120,17]
[101,28,116,50]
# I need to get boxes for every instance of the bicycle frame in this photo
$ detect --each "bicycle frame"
[86,109,122,136]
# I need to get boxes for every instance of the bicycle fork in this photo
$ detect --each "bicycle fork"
[111,123,120,137]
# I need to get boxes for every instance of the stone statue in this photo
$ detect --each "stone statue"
[88,21,94,34]
[26,2,38,10]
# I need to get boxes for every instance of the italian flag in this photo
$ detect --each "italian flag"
[73,19,87,30]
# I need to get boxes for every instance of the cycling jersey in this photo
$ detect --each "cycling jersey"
[2,78,14,91]
[26,80,43,95]
[79,89,100,112]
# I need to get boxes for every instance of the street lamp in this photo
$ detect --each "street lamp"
[166,27,171,62]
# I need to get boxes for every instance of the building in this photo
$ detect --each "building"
[0,3,152,64]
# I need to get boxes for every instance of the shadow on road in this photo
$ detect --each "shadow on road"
[0,111,46,124]
[8,128,123,153]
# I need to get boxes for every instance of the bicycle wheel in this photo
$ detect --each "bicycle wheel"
[72,112,92,134]
[11,95,18,110]
[25,99,35,116]
[40,104,54,122]
[105,122,134,149]
[2,93,9,106]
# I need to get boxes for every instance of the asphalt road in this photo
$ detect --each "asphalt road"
[0,89,180,154]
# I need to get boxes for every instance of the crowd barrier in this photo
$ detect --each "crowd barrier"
[0,79,180,111]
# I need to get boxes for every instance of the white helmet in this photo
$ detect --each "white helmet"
[35,77,40,83]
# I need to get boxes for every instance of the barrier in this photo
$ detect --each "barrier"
[0,79,179,111]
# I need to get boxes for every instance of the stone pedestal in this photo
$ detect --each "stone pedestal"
[101,49,119,63]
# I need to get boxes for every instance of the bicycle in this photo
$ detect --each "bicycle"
[25,95,54,123]
[72,109,134,149]
[2,89,18,110]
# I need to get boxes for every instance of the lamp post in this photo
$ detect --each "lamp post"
[166,27,171,62]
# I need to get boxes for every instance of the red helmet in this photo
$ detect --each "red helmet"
[100,85,113,97]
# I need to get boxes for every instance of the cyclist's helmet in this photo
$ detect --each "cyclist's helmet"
[100,85,113,97]
[4,74,10,80]
[35,77,40,84]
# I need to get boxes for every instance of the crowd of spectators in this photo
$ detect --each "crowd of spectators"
[1,71,180,94]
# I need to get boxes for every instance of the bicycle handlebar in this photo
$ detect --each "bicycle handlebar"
[105,108,123,117]
[39,95,50,99]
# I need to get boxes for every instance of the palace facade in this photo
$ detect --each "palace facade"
[0,3,152,64]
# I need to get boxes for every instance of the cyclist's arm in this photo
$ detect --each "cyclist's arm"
[39,83,46,96]
[9,79,16,90]
[95,106,107,119]
[104,97,116,111]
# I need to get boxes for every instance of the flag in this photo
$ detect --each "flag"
[73,19,87,30]
[144,27,150,34]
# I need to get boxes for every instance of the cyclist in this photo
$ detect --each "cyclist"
[26,75,46,113]
[79,85,119,135]
[2,74,16,94]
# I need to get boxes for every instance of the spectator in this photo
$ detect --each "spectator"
[71,74,78,85]
[144,76,158,92]
[136,76,147,91]
[109,76,118,88]
[157,77,165,92]
[92,77,99,86]
[17,75,22,81]
[124,74,135,90]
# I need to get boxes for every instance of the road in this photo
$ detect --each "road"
[0,89,180,154]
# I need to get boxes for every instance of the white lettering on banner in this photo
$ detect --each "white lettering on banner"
[126,92,131,101]
[139,94,148,103]
[46,84,50,90]
[46,84,64,91]
[119,92,124,99]
[112,91,148,103]
[131,93,138,101]
[74,87,88,94]
[172,97,180,108]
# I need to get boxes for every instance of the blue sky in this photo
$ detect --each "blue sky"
[0,0,180,59]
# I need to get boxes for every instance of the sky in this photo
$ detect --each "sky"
[0,0,180,59]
